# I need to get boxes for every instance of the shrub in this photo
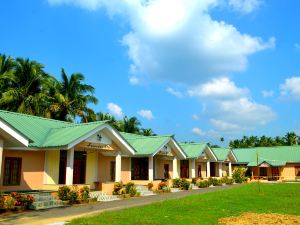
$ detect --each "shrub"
[79,186,90,202]
[181,179,191,190]
[10,192,25,206]
[68,190,79,204]
[147,182,153,191]
[198,180,209,188]
[158,181,168,190]
[232,167,246,183]
[125,182,137,197]
[58,186,71,201]
[209,178,219,186]
[113,182,123,195]
[221,176,234,185]
[172,178,181,188]
[4,196,15,210]
[192,178,198,184]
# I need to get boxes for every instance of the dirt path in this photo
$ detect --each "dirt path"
[0,184,242,225]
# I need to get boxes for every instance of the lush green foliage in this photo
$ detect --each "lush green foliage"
[197,180,209,188]
[79,186,90,202]
[232,167,247,183]
[229,132,300,148]
[157,181,170,192]
[172,178,191,190]
[58,185,90,204]
[70,184,300,225]
[0,54,155,136]
[147,182,153,190]
[113,182,123,195]
[125,182,138,197]
[58,186,71,201]
[0,192,34,210]
[221,177,234,185]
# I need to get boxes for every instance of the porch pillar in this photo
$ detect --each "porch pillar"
[115,151,121,182]
[190,159,196,179]
[148,156,154,181]
[219,162,223,178]
[228,162,232,177]
[66,148,74,185]
[206,161,210,178]
[172,157,178,178]
[0,139,3,180]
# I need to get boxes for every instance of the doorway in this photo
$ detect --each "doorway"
[180,160,189,178]
[131,158,149,180]
[210,162,216,177]
[164,164,170,179]
[73,151,87,184]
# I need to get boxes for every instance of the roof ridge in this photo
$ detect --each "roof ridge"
[0,110,73,125]
[179,142,207,145]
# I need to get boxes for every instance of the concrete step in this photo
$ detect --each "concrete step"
[170,188,182,192]
[30,200,64,210]
[90,191,120,202]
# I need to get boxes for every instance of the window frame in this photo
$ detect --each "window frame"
[3,157,22,186]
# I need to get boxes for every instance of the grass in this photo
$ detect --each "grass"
[69,183,300,225]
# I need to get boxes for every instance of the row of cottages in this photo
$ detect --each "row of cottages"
[232,146,300,181]
[0,110,235,194]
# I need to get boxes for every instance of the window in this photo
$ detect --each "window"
[295,166,300,177]
[259,167,267,177]
[3,157,22,186]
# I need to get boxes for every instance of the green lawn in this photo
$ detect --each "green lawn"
[70,184,300,225]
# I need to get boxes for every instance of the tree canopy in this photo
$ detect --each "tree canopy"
[0,53,156,136]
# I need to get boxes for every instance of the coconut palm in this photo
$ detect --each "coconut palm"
[0,57,52,117]
[284,132,298,146]
[50,68,98,122]
[122,116,141,134]
[141,128,155,136]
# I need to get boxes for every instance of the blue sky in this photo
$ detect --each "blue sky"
[1,0,300,145]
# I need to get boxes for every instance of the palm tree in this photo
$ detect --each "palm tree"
[122,116,141,134]
[50,68,98,122]
[0,57,52,117]
[141,128,155,136]
[284,132,298,146]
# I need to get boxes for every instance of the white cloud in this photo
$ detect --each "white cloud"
[192,127,205,136]
[166,87,183,98]
[217,97,276,126]
[129,76,140,85]
[48,0,275,85]
[188,77,248,99]
[280,77,300,100]
[261,90,274,98]
[229,0,262,14]
[107,102,123,119]
[210,118,241,131]
[192,114,200,120]
[190,78,276,132]
[137,109,154,120]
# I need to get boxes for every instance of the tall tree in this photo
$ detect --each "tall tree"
[0,57,52,117]
[284,132,298,146]
[122,116,141,134]
[50,68,98,122]
[141,128,155,136]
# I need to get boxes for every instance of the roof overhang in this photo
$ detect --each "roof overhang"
[152,137,186,159]
[67,123,136,155]
[0,119,29,147]
[204,146,218,162]
[228,150,238,163]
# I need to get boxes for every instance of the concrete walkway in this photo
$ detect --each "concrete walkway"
[0,184,243,225]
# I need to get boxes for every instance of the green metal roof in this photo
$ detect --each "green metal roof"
[121,132,172,156]
[179,142,207,159]
[0,110,106,148]
[232,146,300,165]
[247,160,287,167]
[211,148,231,161]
